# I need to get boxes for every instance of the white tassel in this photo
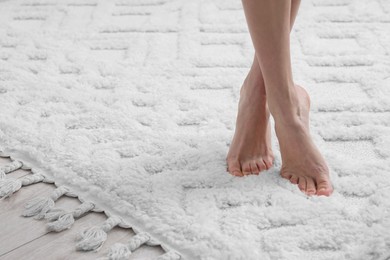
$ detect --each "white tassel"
[127,232,150,251]
[46,202,95,232]
[0,174,44,199]
[107,232,150,260]
[107,243,131,260]
[0,160,23,179]
[1,160,23,176]
[23,197,54,219]
[156,251,181,260]
[44,208,67,221]
[0,178,22,198]
[76,216,122,252]
[47,213,74,232]
[76,226,107,251]
[22,185,68,219]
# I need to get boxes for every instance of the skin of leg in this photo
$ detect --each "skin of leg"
[241,0,296,118]
[226,0,301,177]
[253,0,301,92]
[241,0,333,196]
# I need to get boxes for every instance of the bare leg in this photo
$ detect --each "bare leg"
[240,0,333,196]
[226,54,273,176]
[226,0,300,176]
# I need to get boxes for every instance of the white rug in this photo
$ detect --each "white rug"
[1,0,390,259]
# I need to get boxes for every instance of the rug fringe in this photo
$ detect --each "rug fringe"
[44,207,68,221]
[0,159,23,179]
[107,232,150,259]
[0,173,45,199]
[127,232,151,251]
[0,151,183,259]
[22,185,69,219]
[76,215,122,252]
[47,202,95,232]
[107,243,131,260]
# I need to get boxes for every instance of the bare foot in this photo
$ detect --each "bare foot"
[276,85,333,196]
[226,73,274,176]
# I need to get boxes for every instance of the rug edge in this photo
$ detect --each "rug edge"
[0,148,184,260]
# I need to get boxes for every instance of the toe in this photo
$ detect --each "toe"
[305,177,316,195]
[250,162,260,175]
[263,156,274,170]
[316,175,333,196]
[227,160,243,177]
[298,177,307,193]
[242,162,252,176]
[289,175,298,184]
[256,160,267,173]
[280,169,291,180]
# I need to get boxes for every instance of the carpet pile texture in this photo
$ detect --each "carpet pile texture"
[0,0,390,259]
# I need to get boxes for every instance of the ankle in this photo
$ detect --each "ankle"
[275,116,305,130]
[269,95,299,119]
[268,84,311,124]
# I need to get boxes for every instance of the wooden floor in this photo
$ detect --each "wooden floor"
[0,157,165,260]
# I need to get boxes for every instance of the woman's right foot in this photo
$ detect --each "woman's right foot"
[275,85,333,196]
[226,71,274,177]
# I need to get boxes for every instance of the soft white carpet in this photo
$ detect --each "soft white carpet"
[1,0,390,259]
